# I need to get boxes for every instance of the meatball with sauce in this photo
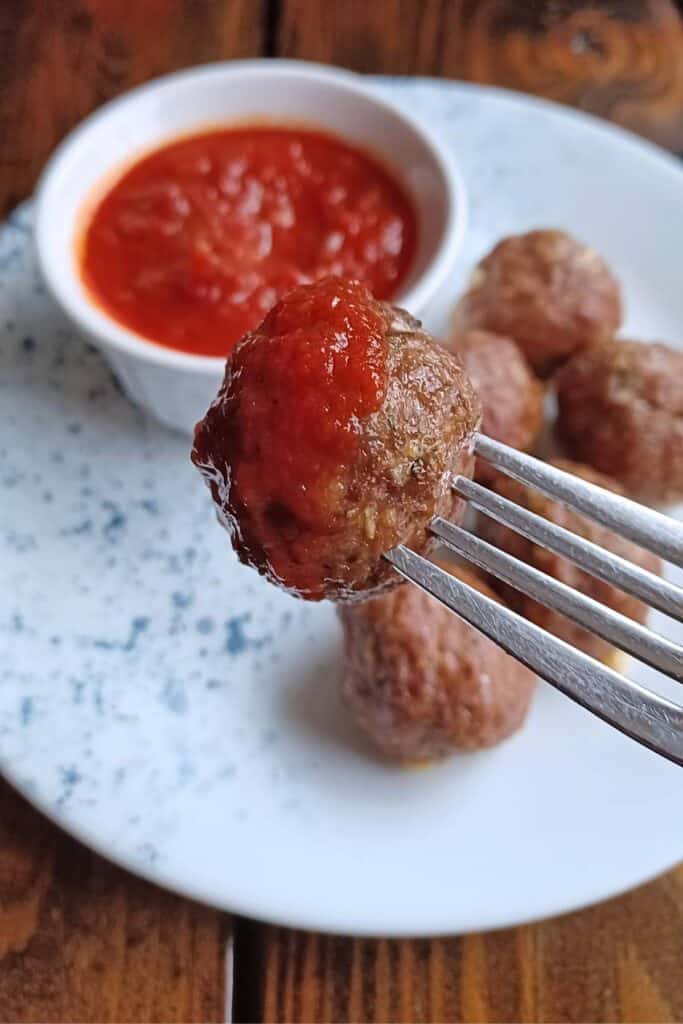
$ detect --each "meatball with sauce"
[449,329,544,483]
[555,338,683,503]
[451,230,622,376]
[338,562,536,761]
[192,277,481,602]
[478,460,661,661]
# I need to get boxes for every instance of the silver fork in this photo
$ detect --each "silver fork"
[385,435,683,766]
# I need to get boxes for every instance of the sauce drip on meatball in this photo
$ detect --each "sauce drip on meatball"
[203,277,389,531]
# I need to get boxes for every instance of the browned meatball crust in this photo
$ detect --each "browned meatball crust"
[451,230,621,376]
[192,278,481,602]
[478,460,661,661]
[555,339,683,503]
[449,328,544,483]
[338,563,536,761]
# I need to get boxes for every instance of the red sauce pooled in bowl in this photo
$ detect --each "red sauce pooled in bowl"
[80,126,417,358]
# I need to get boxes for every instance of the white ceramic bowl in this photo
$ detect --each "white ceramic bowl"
[35,60,466,434]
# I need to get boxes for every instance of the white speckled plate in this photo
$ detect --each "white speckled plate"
[2,80,683,937]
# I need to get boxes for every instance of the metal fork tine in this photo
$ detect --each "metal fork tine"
[385,546,683,767]
[454,476,683,623]
[474,434,683,568]
[430,518,683,682]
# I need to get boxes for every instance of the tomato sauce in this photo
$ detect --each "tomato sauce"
[226,277,389,519]
[80,126,417,358]
[192,276,391,597]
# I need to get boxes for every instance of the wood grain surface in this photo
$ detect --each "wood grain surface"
[0,782,229,1023]
[1,2,683,1022]
[0,0,265,216]
[246,866,683,1022]
[278,0,683,150]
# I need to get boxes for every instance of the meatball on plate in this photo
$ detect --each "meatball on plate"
[452,229,621,377]
[193,277,481,602]
[556,338,683,503]
[448,328,544,482]
[339,562,536,763]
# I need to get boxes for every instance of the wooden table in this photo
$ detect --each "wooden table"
[1,3,682,1021]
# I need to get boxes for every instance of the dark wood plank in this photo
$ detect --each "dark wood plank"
[0,0,265,215]
[254,865,683,1023]
[277,0,683,149]
[0,780,230,1023]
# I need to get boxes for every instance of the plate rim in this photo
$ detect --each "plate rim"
[3,766,679,938]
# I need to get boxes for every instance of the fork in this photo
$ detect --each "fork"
[385,434,683,766]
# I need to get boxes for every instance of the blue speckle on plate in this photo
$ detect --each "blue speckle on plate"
[61,518,93,537]
[225,613,251,655]
[57,765,83,806]
[139,497,160,515]
[70,678,86,704]
[101,500,127,542]
[224,612,270,655]
[19,696,33,726]
[161,678,188,714]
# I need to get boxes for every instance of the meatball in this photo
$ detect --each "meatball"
[338,563,536,761]
[478,460,661,661]
[451,229,621,376]
[192,277,481,602]
[555,338,683,503]
[449,328,544,483]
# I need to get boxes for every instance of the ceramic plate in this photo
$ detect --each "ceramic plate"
[1,80,682,937]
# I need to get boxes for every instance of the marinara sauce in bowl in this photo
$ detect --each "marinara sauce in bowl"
[35,61,465,433]
[81,126,417,359]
